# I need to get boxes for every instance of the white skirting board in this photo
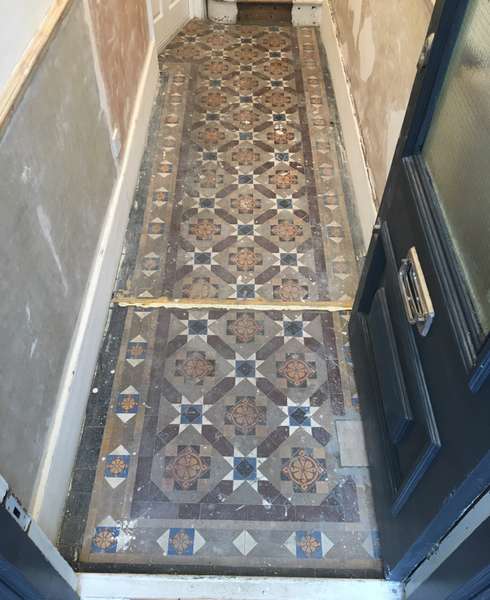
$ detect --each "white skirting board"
[29,40,159,543]
[79,574,404,600]
[319,1,377,251]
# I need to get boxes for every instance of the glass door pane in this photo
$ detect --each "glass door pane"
[422,0,490,337]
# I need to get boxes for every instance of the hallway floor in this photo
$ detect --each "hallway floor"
[59,20,381,577]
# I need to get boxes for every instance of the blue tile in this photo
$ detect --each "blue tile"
[181,405,203,424]
[116,391,140,414]
[234,457,257,480]
[277,198,293,209]
[296,531,323,559]
[104,455,129,479]
[284,321,303,337]
[288,407,311,427]
[195,252,211,265]
[236,360,255,378]
[280,253,297,266]
[199,198,214,208]
[237,284,255,298]
[238,224,254,236]
[188,319,208,335]
[91,527,119,554]
[168,528,196,556]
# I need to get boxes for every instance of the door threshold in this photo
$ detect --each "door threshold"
[112,293,353,312]
[79,573,404,600]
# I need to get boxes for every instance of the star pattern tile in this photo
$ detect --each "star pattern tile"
[59,21,380,577]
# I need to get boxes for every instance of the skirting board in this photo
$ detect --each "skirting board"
[319,1,376,251]
[29,40,159,542]
[79,574,404,600]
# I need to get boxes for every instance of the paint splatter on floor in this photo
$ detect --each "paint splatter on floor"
[59,20,380,577]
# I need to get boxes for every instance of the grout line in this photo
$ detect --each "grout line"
[112,294,353,312]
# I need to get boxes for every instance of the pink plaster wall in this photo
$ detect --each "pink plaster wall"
[88,0,149,151]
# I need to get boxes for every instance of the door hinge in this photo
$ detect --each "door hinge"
[5,492,31,532]
[418,33,435,71]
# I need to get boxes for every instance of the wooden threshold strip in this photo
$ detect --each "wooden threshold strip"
[0,0,73,133]
[113,294,353,312]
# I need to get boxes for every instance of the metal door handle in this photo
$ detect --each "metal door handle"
[398,247,434,336]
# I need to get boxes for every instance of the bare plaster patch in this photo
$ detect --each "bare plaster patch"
[349,0,362,42]
[386,109,405,172]
[359,15,375,81]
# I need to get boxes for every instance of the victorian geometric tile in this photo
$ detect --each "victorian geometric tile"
[59,19,380,577]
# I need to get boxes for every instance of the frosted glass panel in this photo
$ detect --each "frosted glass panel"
[423,0,490,337]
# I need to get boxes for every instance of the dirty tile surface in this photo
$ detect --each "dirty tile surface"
[116,20,359,302]
[59,20,380,576]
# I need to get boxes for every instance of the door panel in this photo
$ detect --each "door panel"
[356,223,441,518]
[367,287,413,445]
[151,0,190,51]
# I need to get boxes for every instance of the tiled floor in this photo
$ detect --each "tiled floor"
[59,20,381,577]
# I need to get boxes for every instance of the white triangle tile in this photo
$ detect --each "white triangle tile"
[284,532,297,556]
[362,532,378,558]
[157,530,170,554]
[135,310,152,320]
[120,385,138,395]
[194,530,206,553]
[126,358,144,367]
[116,412,136,423]
[104,477,125,489]
[131,335,147,343]
[98,516,118,528]
[109,445,129,456]
[233,530,257,556]
[321,532,334,557]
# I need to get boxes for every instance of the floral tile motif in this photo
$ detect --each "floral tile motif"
[284,530,333,560]
[116,20,358,303]
[281,448,327,493]
[59,21,380,577]
[158,528,206,556]
[104,445,130,489]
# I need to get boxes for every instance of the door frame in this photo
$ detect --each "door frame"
[147,0,196,53]
[350,0,490,580]
[0,504,79,600]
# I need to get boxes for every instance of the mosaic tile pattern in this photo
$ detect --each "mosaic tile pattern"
[61,307,379,573]
[116,20,358,302]
[59,21,380,576]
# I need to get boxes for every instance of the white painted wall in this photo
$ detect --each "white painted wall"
[0,0,54,93]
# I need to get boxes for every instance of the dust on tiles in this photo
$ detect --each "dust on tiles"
[59,20,380,576]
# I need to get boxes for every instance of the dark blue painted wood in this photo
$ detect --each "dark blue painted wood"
[349,0,490,582]
[367,288,413,444]
[0,560,41,600]
[0,506,79,600]
[410,511,490,600]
